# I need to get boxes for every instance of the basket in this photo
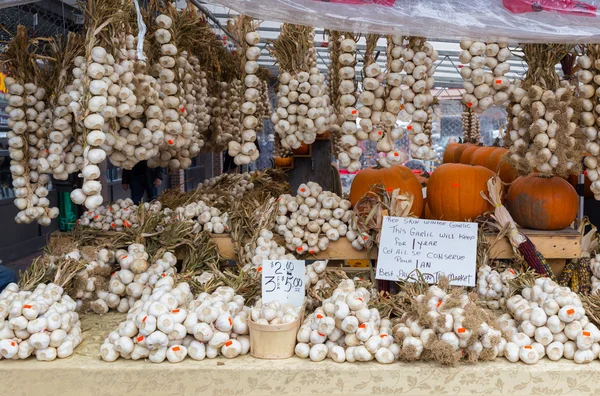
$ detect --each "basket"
[248,309,304,359]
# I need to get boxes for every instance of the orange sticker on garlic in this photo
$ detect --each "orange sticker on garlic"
[351,110,357,115]
[142,316,147,322]
[225,341,233,347]
[316,314,323,319]
[495,79,502,84]
[437,300,442,307]
[567,309,575,315]
[257,266,262,272]
[172,309,180,314]
[583,331,591,337]
[228,318,233,326]
[172,346,181,351]
[137,336,144,342]
[318,332,325,337]
[457,328,466,334]
[524,345,532,350]
[23,305,32,309]
[358,323,367,329]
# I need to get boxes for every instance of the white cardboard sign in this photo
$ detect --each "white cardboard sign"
[376,216,477,286]
[261,260,306,306]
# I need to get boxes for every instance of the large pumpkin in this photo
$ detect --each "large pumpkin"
[459,145,481,164]
[506,175,578,230]
[349,166,424,216]
[485,148,519,184]
[469,147,496,167]
[427,164,495,221]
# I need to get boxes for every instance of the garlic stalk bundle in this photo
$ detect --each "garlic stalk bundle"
[296,279,399,363]
[274,182,358,254]
[578,46,600,198]
[504,277,600,364]
[476,265,517,310]
[335,33,362,172]
[251,299,302,325]
[402,37,438,160]
[503,44,583,178]
[0,283,82,360]
[461,106,481,143]
[392,281,502,364]
[459,39,513,112]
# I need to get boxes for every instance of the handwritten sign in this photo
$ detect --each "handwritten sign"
[262,260,305,307]
[376,217,477,286]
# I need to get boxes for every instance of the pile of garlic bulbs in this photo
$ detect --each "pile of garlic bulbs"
[251,299,302,325]
[336,35,362,172]
[402,37,437,160]
[162,200,228,234]
[78,198,141,231]
[392,284,502,364]
[242,229,296,272]
[275,182,359,255]
[503,277,600,364]
[504,81,582,177]
[578,48,600,198]
[92,248,177,315]
[0,283,82,361]
[295,279,399,363]
[459,40,512,112]
[72,248,115,311]
[228,28,261,166]
[476,265,517,310]
[5,76,60,225]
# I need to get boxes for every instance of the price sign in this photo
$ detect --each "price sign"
[376,216,477,286]
[262,260,305,307]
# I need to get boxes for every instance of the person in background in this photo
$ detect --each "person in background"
[122,160,164,204]
[0,265,18,292]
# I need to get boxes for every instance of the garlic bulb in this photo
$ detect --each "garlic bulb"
[0,282,81,360]
[476,265,517,310]
[251,299,301,325]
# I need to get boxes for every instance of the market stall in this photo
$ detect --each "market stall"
[2,0,600,395]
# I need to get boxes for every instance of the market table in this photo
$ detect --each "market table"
[2,313,600,396]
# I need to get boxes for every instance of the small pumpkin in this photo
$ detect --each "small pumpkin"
[293,143,311,156]
[443,143,460,163]
[274,157,292,167]
[459,145,481,164]
[349,166,424,216]
[506,175,578,230]
[485,148,519,184]
[469,146,496,167]
[426,163,495,221]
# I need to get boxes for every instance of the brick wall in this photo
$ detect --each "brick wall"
[169,169,185,192]
[213,151,223,177]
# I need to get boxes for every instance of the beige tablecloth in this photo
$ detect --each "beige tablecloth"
[1,313,600,396]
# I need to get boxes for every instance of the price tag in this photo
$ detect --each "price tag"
[376,216,477,286]
[262,260,305,307]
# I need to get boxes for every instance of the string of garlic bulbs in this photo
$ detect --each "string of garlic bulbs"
[374,34,406,168]
[578,47,600,198]
[275,182,357,255]
[228,20,261,166]
[296,279,399,363]
[0,283,82,361]
[336,33,362,172]
[459,40,512,112]
[402,37,437,160]
[503,278,600,364]
[359,34,383,137]
[461,106,481,143]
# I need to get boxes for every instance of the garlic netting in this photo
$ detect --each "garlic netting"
[476,265,517,310]
[462,106,481,143]
[296,279,399,363]
[0,283,82,361]
[392,283,502,364]
[578,46,600,198]
[227,20,261,166]
[275,182,358,255]
[402,37,437,160]
[503,278,600,364]
[251,299,302,325]
[459,40,512,112]
[336,33,362,172]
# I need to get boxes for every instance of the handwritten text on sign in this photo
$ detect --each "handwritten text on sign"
[376,217,477,286]
[262,260,305,307]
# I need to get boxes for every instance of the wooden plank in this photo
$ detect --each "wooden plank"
[487,228,580,259]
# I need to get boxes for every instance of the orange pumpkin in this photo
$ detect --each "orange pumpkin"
[506,175,578,230]
[426,164,495,221]
[469,147,496,167]
[274,157,292,167]
[459,145,481,164]
[293,143,311,156]
[485,148,519,184]
[349,166,424,216]
[443,143,460,163]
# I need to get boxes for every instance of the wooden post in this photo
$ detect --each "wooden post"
[287,139,333,192]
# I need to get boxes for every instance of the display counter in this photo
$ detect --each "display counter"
[1,312,599,396]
